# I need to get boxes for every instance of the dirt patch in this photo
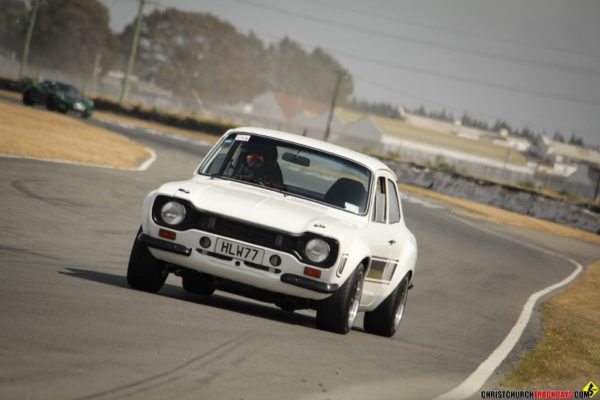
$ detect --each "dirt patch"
[0,99,150,169]
[399,183,600,244]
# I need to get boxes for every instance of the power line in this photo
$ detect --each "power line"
[252,29,600,107]
[305,0,600,60]
[356,74,599,137]
[250,29,598,135]
[232,0,600,79]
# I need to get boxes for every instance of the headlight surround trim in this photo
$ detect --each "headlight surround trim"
[298,234,339,268]
[152,196,193,230]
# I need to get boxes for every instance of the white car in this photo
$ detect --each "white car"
[127,127,418,336]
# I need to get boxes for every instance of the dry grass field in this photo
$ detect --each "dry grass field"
[502,260,600,390]
[0,99,150,169]
[374,115,529,166]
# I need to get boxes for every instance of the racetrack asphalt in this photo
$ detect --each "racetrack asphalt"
[0,122,598,400]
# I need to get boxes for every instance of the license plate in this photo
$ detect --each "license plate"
[214,238,264,264]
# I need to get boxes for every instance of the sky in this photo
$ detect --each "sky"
[100,0,600,146]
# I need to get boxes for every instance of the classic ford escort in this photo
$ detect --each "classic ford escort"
[127,127,418,336]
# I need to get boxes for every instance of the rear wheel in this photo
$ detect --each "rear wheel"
[46,96,56,111]
[182,271,215,296]
[316,265,365,334]
[363,274,410,337]
[22,90,34,106]
[127,228,168,292]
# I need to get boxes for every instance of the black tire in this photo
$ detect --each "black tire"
[363,274,410,337]
[127,228,168,292]
[316,265,365,334]
[46,96,56,111]
[22,90,34,106]
[182,271,215,296]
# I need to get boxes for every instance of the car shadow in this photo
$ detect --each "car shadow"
[59,267,317,330]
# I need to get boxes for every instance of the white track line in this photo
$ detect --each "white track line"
[434,215,584,400]
[0,147,157,172]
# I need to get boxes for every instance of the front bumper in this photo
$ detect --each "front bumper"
[141,226,341,300]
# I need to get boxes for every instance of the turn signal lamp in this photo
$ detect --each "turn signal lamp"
[159,229,176,240]
[304,266,321,279]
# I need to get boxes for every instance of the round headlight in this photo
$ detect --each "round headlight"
[160,201,187,226]
[304,238,330,264]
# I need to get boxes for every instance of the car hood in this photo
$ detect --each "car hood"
[157,177,362,236]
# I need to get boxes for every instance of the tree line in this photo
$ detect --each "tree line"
[0,0,352,105]
[409,104,587,146]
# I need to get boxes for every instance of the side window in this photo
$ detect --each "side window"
[203,136,236,175]
[372,177,387,223]
[387,179,401,224]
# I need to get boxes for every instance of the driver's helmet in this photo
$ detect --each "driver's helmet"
[246,151,265,169]
[243,140,277,170]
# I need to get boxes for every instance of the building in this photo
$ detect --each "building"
[530,134,600,199]
[530,134,600,172]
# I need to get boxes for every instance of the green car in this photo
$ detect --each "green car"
[22,80,94,118]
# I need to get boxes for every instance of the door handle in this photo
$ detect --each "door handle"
[388,239,396,245]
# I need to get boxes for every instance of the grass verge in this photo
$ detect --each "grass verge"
[398,183,600,245]
[0,99,150,169]
[501,260,600,389]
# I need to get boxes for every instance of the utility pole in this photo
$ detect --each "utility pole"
[119,0,147,103]
[323,71,343,142]
[19,0,40,80]
[593,167,600,202]
[91,52,102,94]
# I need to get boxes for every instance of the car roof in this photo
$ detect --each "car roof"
[228,127,392,173]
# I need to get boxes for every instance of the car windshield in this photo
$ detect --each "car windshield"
[199,133,372,214]
[56,83,80,97]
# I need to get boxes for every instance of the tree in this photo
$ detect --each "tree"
[553,131,565,143]
[19,0,112,76]
[264,37,353,103]
[0,0,28,57]
[346,98,401,118]
[118,8,260,104]
[568,132,584,146]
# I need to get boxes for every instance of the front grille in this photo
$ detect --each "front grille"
[214,217,280,248]
[191,210,300,254]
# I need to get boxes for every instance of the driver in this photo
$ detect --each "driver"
[239,140,284,188]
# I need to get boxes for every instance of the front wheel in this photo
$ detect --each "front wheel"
[363,274,410,337]
[127,228,168,292]
[316,265,365,334]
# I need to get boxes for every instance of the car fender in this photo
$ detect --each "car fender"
[337,235,371,286]
[141,190,158,233]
